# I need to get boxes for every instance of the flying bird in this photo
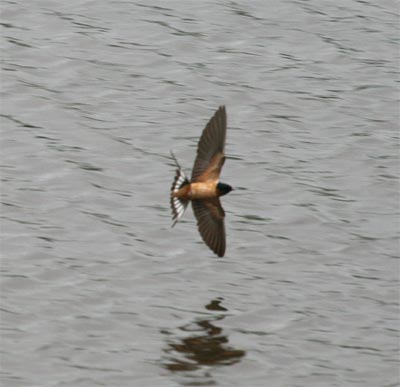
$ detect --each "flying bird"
[170,106,233,257]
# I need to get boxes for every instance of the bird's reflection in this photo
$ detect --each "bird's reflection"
[162,298,245,377]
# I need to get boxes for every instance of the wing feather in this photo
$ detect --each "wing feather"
[192,199,226,257]
[191,106,227,182]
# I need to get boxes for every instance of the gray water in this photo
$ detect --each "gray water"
[1,1,399,386]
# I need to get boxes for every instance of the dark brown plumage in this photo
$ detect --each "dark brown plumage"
[170,106,232,257]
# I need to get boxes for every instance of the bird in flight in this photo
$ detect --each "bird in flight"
[170,106,232,257]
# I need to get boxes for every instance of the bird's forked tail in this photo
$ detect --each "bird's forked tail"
[170,152,189,227]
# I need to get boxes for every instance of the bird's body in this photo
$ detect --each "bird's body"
[170,106,232,257]
[172,181,220,200]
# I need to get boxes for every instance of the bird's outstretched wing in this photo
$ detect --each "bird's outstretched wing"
[192,198,226,257]
[191,106,227,183]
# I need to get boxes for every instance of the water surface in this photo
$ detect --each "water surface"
[1,1,399,386]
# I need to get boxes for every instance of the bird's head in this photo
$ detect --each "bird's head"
[217,182,233,196]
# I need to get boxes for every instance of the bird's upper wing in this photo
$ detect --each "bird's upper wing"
[191,106,227,183]
[192,198,226,257]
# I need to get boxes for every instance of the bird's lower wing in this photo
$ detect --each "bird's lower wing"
[192,199,226,257]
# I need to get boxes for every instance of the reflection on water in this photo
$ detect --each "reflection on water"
[162,298,245,383]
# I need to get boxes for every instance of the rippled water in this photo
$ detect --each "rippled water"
[1,1,399,386]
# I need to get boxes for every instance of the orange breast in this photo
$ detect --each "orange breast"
[188,182,217,200]
[172,182,218,200]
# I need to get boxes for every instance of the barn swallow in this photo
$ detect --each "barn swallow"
[170,106,232,257]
